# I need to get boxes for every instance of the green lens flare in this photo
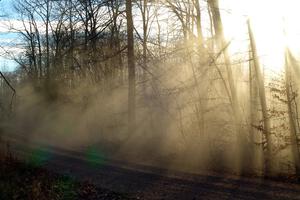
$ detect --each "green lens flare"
[29,147,52,166]
[85,146,106,168]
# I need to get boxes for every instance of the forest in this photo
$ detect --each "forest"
[0,0,300,185]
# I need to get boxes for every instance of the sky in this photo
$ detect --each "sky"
[0,0,19,72]
[222,0,300,74]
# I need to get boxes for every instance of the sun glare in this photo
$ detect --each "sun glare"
[221,0,300,73]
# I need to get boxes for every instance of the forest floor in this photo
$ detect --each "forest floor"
[1,136,300,200]
[0,156,134,200]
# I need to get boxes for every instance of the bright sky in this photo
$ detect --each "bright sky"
[221,0,300,73]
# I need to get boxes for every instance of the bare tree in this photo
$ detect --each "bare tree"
[208,0,247,172]
[248,19,273,175]
[126,0,136,133]
[284,49,300,177]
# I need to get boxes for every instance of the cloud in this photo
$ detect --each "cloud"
[0,57,18,71]
[0,19,29,33]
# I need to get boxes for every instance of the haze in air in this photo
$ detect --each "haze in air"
[1,0,300,199]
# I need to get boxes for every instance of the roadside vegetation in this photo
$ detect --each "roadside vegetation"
[0,154,133,200]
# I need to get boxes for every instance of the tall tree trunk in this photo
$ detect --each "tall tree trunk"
[142,0,148,74]
[69,0,74,83]
[285,50,300,178]
[249,46,255,169]
[248,20,273,176]
[194,0,203,47]
[208,0,246,173]
[46,0,50,79]
[140,0,149,96]
[126,0,136,133]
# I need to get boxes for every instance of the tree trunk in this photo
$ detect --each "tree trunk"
[248,20,273,176]
[208,0,245,173]
[126,0,136,133]
[194,0,203,47]
[249,44,264,174]
[285,50,300,178]
[46,0,50,80]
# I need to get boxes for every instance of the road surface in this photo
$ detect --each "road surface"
[2,134,300,200]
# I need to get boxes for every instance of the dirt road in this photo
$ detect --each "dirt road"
[2,135,300,200]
